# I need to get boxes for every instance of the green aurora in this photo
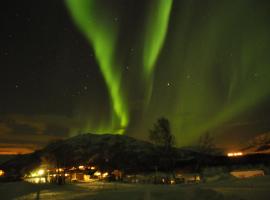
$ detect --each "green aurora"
[66,0,129,133]
[143,0,173,76]
[66,0,270,146]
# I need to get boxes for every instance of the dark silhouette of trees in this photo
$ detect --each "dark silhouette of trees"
[149,117,175,172]
[197,132,216,155]
[149,117,175,149]
[195,132,220,174]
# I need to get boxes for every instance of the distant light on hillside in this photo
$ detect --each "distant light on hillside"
[0,169,4,177]
[227,152,243,157]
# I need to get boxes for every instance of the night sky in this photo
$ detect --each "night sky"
[1,0,270,154]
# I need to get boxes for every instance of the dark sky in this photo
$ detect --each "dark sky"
[1,0,270,154]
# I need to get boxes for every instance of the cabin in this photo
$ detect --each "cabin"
[230,169,265,178]
[175,173,200,184]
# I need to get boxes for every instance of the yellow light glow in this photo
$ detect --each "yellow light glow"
[58,168,63,172]
[102,172,108,178]
[227,152,243,157]
[90,166,96,170]
[94,171,101,176]
[37,169,45,176]
[30,172,37,177]
[0,170,4,177]
[78,165,85,170]
[34,178,39,183]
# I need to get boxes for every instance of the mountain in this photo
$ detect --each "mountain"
[3,133,269,179]
[0,155,15,165]
[0,133,196,177]
[242,133,270,154]
[41,133,160,170]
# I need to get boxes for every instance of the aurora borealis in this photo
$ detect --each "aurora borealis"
[66,0,129,133]
[1,0,270,154]
[65,0,174,133]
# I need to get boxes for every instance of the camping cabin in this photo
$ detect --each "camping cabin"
[230,169,264,178]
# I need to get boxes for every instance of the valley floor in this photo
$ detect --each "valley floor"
[1,176,270,200]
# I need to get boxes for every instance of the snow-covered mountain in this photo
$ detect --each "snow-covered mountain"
[40,133,160,170]
[0,133,193,176]
[242,133,270,154]
[0,133,222,178]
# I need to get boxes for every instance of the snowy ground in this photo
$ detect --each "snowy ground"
[1,176,270,200]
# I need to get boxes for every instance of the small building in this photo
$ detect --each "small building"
[175,173,200,184]
[230,170,264,178]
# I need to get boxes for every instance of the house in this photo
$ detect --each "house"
[230,169,264,178]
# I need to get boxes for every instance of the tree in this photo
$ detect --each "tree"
[149,117,175,149]
[197,132,216,155]
[195,132,220,174]
[149,117,175,172]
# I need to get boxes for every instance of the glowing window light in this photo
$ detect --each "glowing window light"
[78,166,85,170]
[90,166,96,170]
[94,171,101,176]
[57,168,64,172]
[34,178,39,184]
[29,169,45,178]
[37,169,45,176]
[102,172,108,178]
[30,172,37,177]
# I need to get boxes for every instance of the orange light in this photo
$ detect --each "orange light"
[0,170,4,177]
[56,168,63,172]
[94,171,101,176]
[102,172,108,178]
[78,166,85,170]
[227,152,243,157]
